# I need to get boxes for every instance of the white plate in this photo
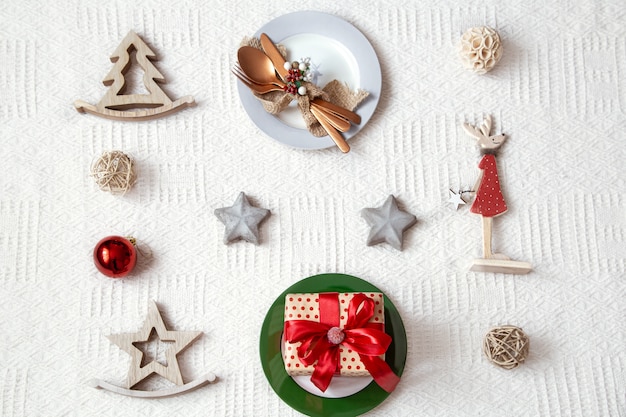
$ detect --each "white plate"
[291,374,373,399]
[281,334,373,399]
[237,11,382,150]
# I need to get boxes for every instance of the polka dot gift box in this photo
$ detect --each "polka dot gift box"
[283,292,399,393]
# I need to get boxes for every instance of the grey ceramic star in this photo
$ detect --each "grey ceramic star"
[214,192,270,245]
[361,195,417,251]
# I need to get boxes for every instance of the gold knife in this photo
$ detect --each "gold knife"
[311,104,350,132]
[261,32,361,129]
[311,98,361,125]
[310,106,350,153]
[260,33,289,82]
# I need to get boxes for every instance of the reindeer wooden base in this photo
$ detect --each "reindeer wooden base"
[74,31,195,121]
[470,258,532,274]
[462,115,532,275]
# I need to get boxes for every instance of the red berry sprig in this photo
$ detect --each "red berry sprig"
[282,60,311,96]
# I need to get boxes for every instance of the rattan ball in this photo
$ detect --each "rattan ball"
[483,325,529,369]
[90,150,136,195]
[459,26,503,74]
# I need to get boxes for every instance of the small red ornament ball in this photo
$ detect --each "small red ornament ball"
[93,236,137,278]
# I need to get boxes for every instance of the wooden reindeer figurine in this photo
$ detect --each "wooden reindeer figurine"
[463,115,532,274]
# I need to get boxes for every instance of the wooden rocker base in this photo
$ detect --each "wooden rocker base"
[74,96,195,121]
[470,258,532,275]
[89,373,217,398]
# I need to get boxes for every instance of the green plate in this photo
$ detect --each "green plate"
[259,273,407,417]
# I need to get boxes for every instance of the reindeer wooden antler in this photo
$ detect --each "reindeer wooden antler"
[462,122,484,139]
[479,115,492,137]
[463,115,493,140]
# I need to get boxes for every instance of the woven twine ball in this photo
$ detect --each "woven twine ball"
[483,325,529,370]
[459,26,503,74]
[90,150,136,195]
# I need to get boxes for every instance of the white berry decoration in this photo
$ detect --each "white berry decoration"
[283,58,312,95]
[459,26,503,74]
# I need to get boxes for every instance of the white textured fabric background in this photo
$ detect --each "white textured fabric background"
[1,0,625,416]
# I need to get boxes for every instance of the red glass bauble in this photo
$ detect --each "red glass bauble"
[93,236,137,278]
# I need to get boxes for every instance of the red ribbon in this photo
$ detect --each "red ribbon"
[284,292,400,393]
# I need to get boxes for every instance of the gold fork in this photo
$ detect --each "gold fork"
[232,69,284,94]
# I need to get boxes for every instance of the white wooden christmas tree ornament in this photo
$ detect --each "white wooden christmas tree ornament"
[74,31,195,121]
[90,301,216,398]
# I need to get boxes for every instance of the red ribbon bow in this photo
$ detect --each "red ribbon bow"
[284,292,400,393]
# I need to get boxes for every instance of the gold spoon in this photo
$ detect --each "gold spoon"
[237,46,287,88]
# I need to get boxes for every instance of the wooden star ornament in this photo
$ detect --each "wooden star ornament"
[107,301,200,388]
[91,301,216,398]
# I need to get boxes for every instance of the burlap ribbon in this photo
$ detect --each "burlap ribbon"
[241,37,369,137]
